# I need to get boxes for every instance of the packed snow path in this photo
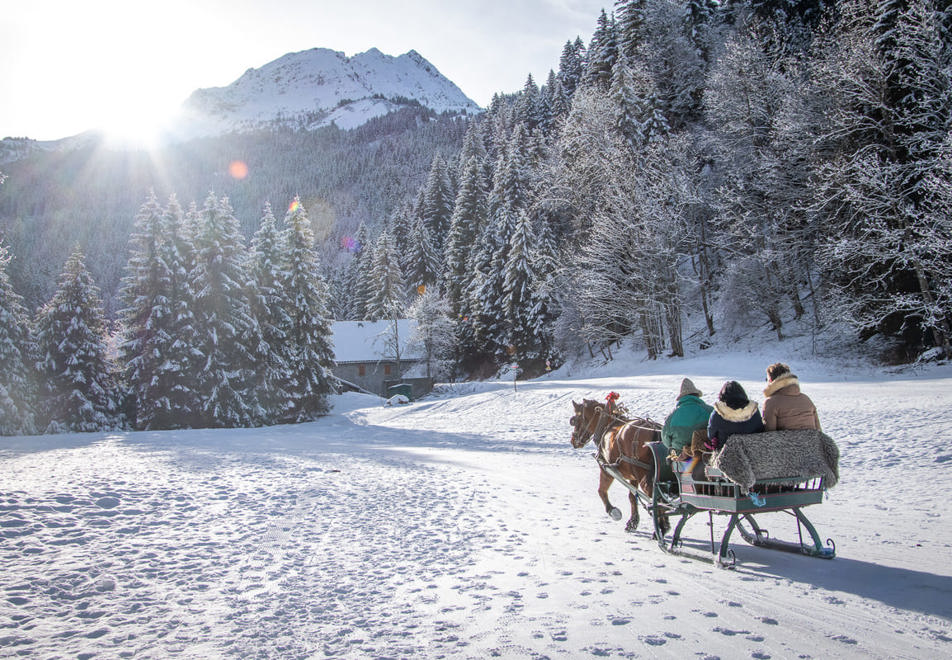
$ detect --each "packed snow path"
[2,353,951,658]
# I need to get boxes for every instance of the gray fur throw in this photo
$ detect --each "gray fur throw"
[711,430,840,491]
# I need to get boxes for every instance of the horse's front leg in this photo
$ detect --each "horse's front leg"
[625,490,640,532]
[597,469,622,521]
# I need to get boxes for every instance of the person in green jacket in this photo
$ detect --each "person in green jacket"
[661,378,713,454]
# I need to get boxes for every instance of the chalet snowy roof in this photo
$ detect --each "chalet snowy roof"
[331,319,423,363]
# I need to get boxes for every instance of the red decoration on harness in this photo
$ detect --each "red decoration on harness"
[606,391,620,415]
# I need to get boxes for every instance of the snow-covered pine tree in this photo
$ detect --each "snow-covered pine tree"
[0,240,36,435]
[558,37,587,98]
[280,197,335,422]
[34,248,119,433]
[457,121,491,182]
[640,0,707,129]
[501,209,558,374]
[444,156,488,318]
[469,204,517,364]
[541,69,569,133]
[365,229,408,323]
[387,201,414,270]
[188,193,258,428]
[516,74,544,131]
[683,0,720,61]
[248,202,292,424]
[584,9,620,91]
[615,0,649,60]
[488,123,532,219]
[403,215,440,296]
[348,221,375,320]
[118,191,179,430]
[157,195,201,427]
[420,154,454,252]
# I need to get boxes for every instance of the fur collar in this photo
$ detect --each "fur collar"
[714,400,759,422]
[764,374,799,398]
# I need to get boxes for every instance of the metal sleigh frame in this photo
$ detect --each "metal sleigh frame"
[598,443,836,567]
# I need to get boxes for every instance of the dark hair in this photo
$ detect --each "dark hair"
[719,380,749,409]
[766,362,791,382]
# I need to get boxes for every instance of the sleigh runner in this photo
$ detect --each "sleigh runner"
[571,397,838,567]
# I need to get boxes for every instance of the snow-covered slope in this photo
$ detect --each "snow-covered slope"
[175,47,481,137]
[2,346,950,657]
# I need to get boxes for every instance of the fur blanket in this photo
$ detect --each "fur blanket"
[711,430,839,491]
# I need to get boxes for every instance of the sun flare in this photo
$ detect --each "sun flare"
[97,101,178,149]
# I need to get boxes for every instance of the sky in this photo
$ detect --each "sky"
[0,0,609,142]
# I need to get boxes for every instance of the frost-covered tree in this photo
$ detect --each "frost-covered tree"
[156,195,201,426]
[558,37,587,98]
[0,240,36,435]
[705,26,809,339]
[584,9,619,90]
[488,124,532,219]
[348,221,375,320]
[34,248,119,433]
[279,197,336,421]
[407,289,455,380]
[468,204,517,363]
[119,192,181,430]
[365,229,407,322]
[444,156,488,316]
[810,0,952,357]
[420,154,454,251]
[248,202,292,423]
[501,209,559,372]
[188,193,259,428]
[403,216,440,295]
[615,0,649,59]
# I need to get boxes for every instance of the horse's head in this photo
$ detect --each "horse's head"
[570,399,601,448]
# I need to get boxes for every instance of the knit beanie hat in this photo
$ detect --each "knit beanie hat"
[718,380,749,409]
[679,378,702,398]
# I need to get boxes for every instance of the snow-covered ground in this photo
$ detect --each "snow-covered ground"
[2,345,951,658]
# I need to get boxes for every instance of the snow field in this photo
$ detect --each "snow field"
[1,351,951,658]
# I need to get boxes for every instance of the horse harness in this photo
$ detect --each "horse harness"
[592,408,657,472]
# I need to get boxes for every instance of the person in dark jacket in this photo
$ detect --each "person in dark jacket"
[706,380,765,451]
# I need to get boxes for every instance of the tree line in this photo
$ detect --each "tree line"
[0,192,335,435]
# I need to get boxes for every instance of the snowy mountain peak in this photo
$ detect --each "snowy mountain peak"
[176,47,481,137]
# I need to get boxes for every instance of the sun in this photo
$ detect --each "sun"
[97,100,178,150]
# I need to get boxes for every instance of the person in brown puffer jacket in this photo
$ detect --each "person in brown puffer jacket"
[762,362,821,431]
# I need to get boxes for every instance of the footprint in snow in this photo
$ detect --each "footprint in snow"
[713,627,750,636]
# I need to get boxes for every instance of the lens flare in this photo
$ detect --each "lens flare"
[228,161,249,179]
[288,199,302,214]
[340,236,363,253]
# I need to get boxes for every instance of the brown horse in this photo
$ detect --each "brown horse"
[570,399,669,535]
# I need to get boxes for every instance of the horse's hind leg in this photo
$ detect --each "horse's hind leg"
[597,470,622,521]
[625,491,640,532]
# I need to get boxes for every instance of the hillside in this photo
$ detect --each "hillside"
[0,108,467,314]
